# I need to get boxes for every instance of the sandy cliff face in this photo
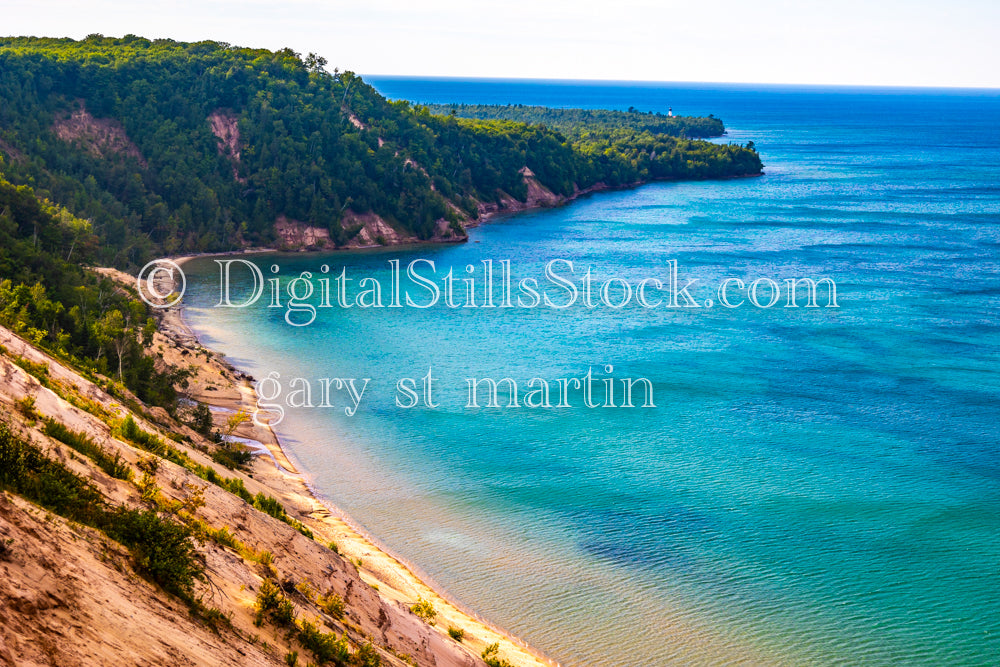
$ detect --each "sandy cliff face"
[0,326,477,667]
[0,302,550,667]
[471,167,566,225]
[274,214,335,249]
[208,110,246,183]
[0,492,282,667]
[52,104,146,167]
[273,211,463,251]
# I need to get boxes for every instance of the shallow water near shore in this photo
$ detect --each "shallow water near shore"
[182,80,1000,666]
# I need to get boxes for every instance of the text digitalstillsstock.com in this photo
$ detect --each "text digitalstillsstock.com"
[199,258,840,326]
[138,257,839,323]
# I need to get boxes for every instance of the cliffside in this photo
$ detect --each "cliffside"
[0,315,548,667]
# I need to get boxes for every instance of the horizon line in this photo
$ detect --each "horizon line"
[4,35,997,92]
[360,74,1000,94]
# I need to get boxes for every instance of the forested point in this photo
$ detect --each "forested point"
[0,35,762,267]
[421,103,726,139]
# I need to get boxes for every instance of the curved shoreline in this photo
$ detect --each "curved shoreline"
[157,169,762,665]
[155,169,761,258]
[162,260,558,667]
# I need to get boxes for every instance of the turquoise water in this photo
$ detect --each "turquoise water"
[183,81,1000,665]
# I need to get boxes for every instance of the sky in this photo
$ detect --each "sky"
[4,0,999,88]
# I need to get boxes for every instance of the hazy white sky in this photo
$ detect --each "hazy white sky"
[5,0,999,88]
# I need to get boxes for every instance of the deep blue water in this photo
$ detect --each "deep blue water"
[184,80,1000,666]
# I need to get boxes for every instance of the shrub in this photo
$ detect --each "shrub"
[137,455,159,475]
[255,578,282,626]
[190,403,214,436]
[210,473,253,503]
[253,492,286,518]
[447,626,464,642]
[255,579,296,628]
[296,580,317,601]
[138,472,160,504]
[352,642,381,667]
[0,419,107,525]
[481,643,514,667]
[296,618,349,665]
[106,507,204,601]
[271,596,296,627]
[318,591,345,619]
[211,443,253,470]
[410,597,437,624]
[105,451,133,480]
[225,409,250,436]
[273,596,297,627]
[117,416,312,541]
[0,423,204,603]
[15,396,37,418]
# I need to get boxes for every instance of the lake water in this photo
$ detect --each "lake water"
[182,79,1000,665]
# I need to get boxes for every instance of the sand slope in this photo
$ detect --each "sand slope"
[0,316,551,666]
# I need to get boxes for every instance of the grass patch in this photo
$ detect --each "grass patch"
[249,490,314,539]
[42,417,132,480]
[192,603,232,633]
[11,355,51,386]
[118,414,182,464]
[206,524,240,550]
[256,579,376,665]
[190,518,273,569]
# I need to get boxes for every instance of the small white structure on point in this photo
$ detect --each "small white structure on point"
[668,107,674,117]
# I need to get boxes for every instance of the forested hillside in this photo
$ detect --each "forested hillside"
[0,36,762,266]
[0,176,182,407]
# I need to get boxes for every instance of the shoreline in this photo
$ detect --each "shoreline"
[164,169,762,258]
[158,266,557,667]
